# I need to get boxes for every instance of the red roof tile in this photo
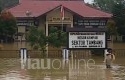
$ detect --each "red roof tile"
[8,0,112,18]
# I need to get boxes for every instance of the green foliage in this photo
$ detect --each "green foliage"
[107,19,117,36]
[93,0,121,12]
[93,0,125,36]
[0,1,2,12]
[0,7,2,13]
[112,2,125,35]
[27,27,47,51]
[0,10,17,42]
[48,27,67,48]
[0,0,19,10]
[27,27,67,57]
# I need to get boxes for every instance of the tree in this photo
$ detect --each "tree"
[0,6,2,12]
[27,27,47,56]
[0,1,2,12]
[93,0,125,42]
[48,27,67,48]
[107,20,117,36]
[27,27,67,57]
[107,19,117,48]
[0,10,17,42]
[93,0,121,12]
[0,0,19,10]
[112,2,125,35]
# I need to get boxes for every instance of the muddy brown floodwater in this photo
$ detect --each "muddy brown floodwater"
[0,56,124,80]
[1,42,125,50]
[0,42,125,80]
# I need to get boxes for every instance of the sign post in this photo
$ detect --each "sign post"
[68,32,106,49]
[67,28,107,50]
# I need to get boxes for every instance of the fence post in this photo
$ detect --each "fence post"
[62,48,66,59]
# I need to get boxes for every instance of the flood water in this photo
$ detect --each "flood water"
[0,57,125,80]
[0,42,125,80]
[1,42,125,50]
[0,42,31,50]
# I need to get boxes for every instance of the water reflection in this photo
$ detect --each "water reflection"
[0,57,125,80]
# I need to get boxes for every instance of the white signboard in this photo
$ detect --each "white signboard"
[68,32,106,49]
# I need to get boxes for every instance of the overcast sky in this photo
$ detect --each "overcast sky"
[84,0,93,3]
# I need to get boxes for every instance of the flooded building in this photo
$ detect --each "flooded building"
[8,0,111,41]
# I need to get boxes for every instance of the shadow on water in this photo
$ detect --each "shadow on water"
[0,56,124,80]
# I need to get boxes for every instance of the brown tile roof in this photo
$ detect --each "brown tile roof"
[8,0,112,18]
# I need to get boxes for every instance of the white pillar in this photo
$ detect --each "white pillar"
[46,21,48,36]
[46,21,48,57]
[71,22,73,28]
[63,49,66,59]
[63,48,69,60]
[71,18,73,28]
[20,48,28,69]
[20,48,27,63]
[104,49,108,62]
[24,48,27,62]
[66,49,69,60]
[20,48,24,60]
[70,22,73,59]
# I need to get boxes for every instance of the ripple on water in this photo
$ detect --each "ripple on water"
[111,65,125,80]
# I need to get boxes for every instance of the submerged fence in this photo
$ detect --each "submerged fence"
[0,49,125,58]
[114,49,125,56]
[0,50,19,58]
[0,50,63,58]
